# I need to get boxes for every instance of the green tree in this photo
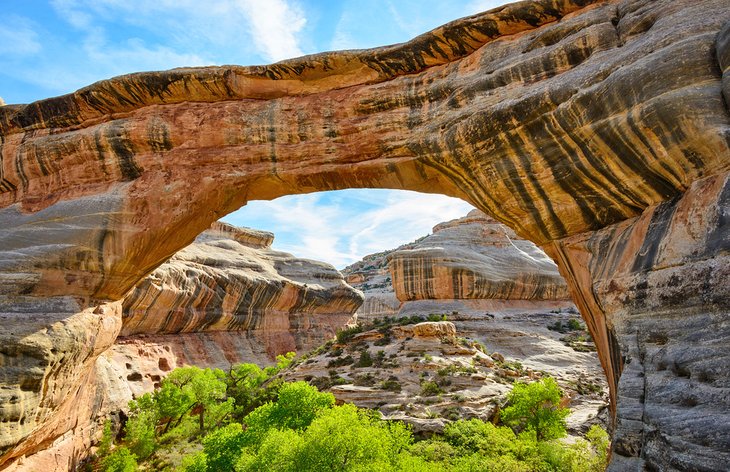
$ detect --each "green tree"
[226,353,294,420]
[201,423,247,472]
[101,446,137,472]
[236,429,302,472]
[294,404,412,471]
[157,366,229,433]
[97,420,114,460]
[443,419,516,457]
[243,381,335,445]
[409,439,455,463]
[501,377,569,441]
[125,395,158,459]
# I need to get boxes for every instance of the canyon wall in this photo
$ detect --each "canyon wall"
[3,222,362,470]
[389,209,572,302]
[1,0,728,469]
[121,222,361,352]
[344,209,574,323]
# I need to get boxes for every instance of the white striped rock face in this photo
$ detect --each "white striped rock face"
[0,0,729,469]
[388,210,572,302]
[121,222,362,350]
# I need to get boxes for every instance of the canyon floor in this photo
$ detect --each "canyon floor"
[284,311,608,439]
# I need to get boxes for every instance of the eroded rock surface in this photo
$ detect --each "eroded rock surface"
[389,210,572,302]
[122,222,361,349]
[1,0,729,469]
[344,210,572,322]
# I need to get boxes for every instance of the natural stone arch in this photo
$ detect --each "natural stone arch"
[0,0,728,470]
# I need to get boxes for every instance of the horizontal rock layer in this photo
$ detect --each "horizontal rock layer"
[122,222,362,337]
[0,0,729,469]
[389,210,571,301]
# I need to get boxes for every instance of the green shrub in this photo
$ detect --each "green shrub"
[336,325,364,344]
[354,350,373,367]
[567,318,583,331]
[326,355,354,368]
[420,381,443,397]
[442,405,461,421]
[380,379,402,392]
[353,373,377,386]
[101,447,137,472]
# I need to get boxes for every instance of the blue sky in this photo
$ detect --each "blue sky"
[1,0,510,267]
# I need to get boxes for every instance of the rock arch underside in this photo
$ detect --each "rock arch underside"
[0,0,728,469]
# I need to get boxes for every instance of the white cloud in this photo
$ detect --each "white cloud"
[51,0,306,64]
[330,11,358,51]
[0,17,42,56]
[237,0,306,62]
[0,0,308,100]
[223,190,474,269]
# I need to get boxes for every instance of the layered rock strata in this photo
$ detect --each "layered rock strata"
[343,241,417,319]
[121,222,362,354]
[1,0,729,469]
[343,210,575,325]
[1,222,362,470]
[388,210,572,302]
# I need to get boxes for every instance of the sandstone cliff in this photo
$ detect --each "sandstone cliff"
[344,210,573,324]
[121,222,361,353]
[1,0,729,469]
[110,221,363,411]
[389,210,571,302]
[2,223,362,471]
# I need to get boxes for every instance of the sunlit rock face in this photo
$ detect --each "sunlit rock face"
[121,221,362,355]
[389,210,571,302]
[2,223,362,471]
[1,0,729,469]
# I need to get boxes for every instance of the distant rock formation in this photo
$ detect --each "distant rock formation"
[390,210,571,302]
[344,210,573,323]
[121,222,362,356]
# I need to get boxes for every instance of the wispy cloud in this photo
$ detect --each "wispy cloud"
[223,190,474,269]
[0,16,42,57]
[1,0,309,103]
[237,0,306,62]
[51,0,307,63]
